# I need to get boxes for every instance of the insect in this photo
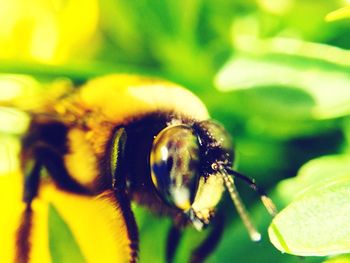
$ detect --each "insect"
[1,74,276,263]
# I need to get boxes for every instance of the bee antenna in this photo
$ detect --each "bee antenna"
[224,166,278,217]
[212,163,277,242]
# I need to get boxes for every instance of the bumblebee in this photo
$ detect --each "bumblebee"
[1,74,276,263]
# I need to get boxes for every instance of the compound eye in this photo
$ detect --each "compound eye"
[150,125,200,210]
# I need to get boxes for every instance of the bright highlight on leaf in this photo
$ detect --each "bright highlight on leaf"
[268,155,350,256]
[215,55,350,120]
[324,253,350,263]
[276,155,350,204]
[326,6,350,22]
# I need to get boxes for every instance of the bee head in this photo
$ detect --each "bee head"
[150,119,277,237]
[150,120,234,230]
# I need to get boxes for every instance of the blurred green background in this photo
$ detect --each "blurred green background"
[1,0,350,262]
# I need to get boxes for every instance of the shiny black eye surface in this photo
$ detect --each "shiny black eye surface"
[150,125,200,210]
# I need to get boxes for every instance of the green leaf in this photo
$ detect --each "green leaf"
[326,7,350,22]
[48,204,86,263]
[215,54,350,121]
[205,194,323,263]
[269,155,350,256]
[276,155,350,204]
[133,205,170,263]
[0,60,160,83]
[212,47,350,139]
[324,254,350,263]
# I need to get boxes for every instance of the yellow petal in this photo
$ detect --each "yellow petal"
[40,185,131,263]
[0,170,24,263]
[0,171,131,263]
[0,0,99,63]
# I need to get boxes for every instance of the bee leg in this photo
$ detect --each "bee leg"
[113,188,139,263]
[34,145,92,194]
[166,224,182,263]
[190,213,225,263]
[109,128,139,263]
[16,146,91,263]
[16,161,42,263]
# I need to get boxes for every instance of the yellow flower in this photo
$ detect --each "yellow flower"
[0,0,99,64]
[0,170,131,263]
